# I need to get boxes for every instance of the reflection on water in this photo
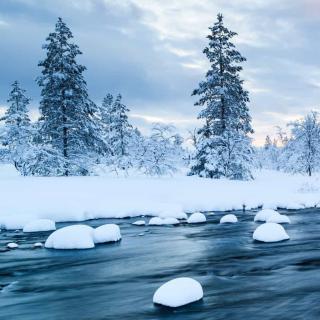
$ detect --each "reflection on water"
[1,209,320,319]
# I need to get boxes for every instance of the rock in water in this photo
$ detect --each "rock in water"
[266,213,291,224]
[220,214,238,224]
[153,277,203,307]
[254,209,279,222]
[187,212,206,224]
[149,217,164,225]
[253,223,289,242]
[7,242,18,249]
[132,220,146,226]
[93,224,121,244]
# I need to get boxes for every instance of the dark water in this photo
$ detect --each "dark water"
[1,209,320,320]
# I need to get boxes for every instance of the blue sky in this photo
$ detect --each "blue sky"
[1,0,320,144]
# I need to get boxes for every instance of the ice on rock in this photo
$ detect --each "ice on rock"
[132,220,146,226]
[93,224,121,244]
[266,213,291,224]
[45,225,94,249]
[162,217,180,225]
[254,209,279,222]
[253,222,290,242]
[153,277,203,308]
[7,242,18,249]
[149,217,164,225]
[187,212,206,224]
[220,214,238,224]
[23,219,56,233]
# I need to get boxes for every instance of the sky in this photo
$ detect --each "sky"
[1,0,320,145]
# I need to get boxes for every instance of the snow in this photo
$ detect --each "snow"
[45,225,94,249]
[33,242,43,248]
[265,213,291,224]
[187,212,206,224]
[153,277,203,307]
[0,166,319,227]
[7,243,18,249]
[23,219,56,232]
[93,224,121,244]
[254,209,279,222]
[149,217,164,225]
[220,214,238,224]
[162,217,180,225]
[253,223,290,242]
[132,220,146,226]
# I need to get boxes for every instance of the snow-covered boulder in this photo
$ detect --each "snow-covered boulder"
[132,220,146,226]
[45,225,94,249]
[220,214,238,224]
[33,242,43,248]
[162,217,180,225]
[253,223,290,243]
[149,217,164,225]
[23,219,56,233]
[187,212,206,224]
[266,213,291,224]
[254,209,279,222]
[7,243,18,249]
[153,277,203,307]
[93,224,121,244]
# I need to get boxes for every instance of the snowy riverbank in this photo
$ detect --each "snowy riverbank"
[0,164,320,229]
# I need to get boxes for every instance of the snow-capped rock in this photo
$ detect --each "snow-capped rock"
[132,220,146,226]
[254,209,279,222]
[45,225,94,249]
[220,214,238,224]
[153,277,203,307]
[7,242,18,249]
[253,222,290,242]
[33,242,43,248]
[187,212,206,224]
[93,224,121,244]
[149,217,164,225]
[23,219,56,233]
[265,213,291,224]
[162,217,180,225]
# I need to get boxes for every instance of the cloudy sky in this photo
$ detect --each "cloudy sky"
[1,0,320,144]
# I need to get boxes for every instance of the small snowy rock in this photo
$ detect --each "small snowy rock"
[132,220,146,226]
[220,214,238,224]
[266,213,291,224]
[162,217,180,225]
[153,277,203,307]
[253,222,290,243]
[187,212,206,224]
[45,225,94,249]
[93,224,121,244]
[254,209,279,222]
[33,242,43,248]
[23,219,56,233]
[149,217,164,225]
[7,242,18,249]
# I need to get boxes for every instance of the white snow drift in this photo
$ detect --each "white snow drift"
[220,214,238,224]
[254,209,279,222]
[253,223,290,242]
[153,277,203,307]
[23,219,56,233]
[93,224,121,244]
[187,212,206,224]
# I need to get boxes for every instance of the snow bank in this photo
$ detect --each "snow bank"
[187,212,206,224]
[93,224,121,244]
[220,214,238,224]
[0,166,319,227]
[254,209,279,222]
[153,277,203,307]
[132,220,146,226]
[23,219,56,232]
[45,225,94,249]
[265,213,291,224]
[253,223,290,242]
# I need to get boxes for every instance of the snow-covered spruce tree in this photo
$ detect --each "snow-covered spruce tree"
[36,17,103,176]
[1,81,33,174]
[190,14,253,180]
[281,111,320,176]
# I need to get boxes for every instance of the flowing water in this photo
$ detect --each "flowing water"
[1,209,320,320]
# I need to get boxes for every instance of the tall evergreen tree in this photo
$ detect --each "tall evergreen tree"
[190,14,253,180]
[1,81,32,173]
[37,17,102,176]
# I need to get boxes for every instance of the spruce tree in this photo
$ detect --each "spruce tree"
[190,14,253,180]
[37,17,102,176]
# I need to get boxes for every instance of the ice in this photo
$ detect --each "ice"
[153,277,203,307]
[253,222,290,242]
[23,219,56,232]
[220,214,238,224]
[132,220,146,226]
[265,212,291,224]
[187,212,206,224]
[45,225,94,249]
[254,209,279,222]
[93,224,121,244]
[7,242,18,249]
